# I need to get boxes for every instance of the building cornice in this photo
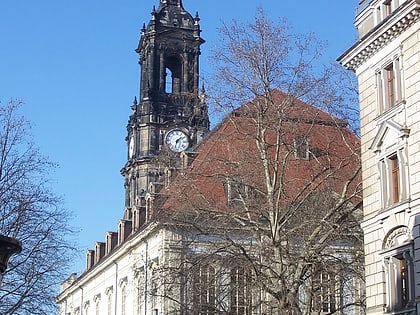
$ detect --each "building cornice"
[338,1,420,71]
[56,221,160,302]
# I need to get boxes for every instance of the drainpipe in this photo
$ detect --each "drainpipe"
[79,286,84,315]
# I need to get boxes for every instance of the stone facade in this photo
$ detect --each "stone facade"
[339,0,420,314]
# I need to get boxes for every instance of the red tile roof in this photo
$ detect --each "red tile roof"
[161,89,361,214]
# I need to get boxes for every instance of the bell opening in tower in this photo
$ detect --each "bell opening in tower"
[164,55,182,94]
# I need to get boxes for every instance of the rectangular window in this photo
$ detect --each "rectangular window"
[390,155,400,204]
[385,63,396,108]
[377,58,402,114]
[376,0,399,22]
[384,0,393,17]
[379,152,404,208]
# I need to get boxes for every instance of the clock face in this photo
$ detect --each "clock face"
[165,130,189,152]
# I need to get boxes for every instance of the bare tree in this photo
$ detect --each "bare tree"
[0,100,76,314]
[147,9,364,315]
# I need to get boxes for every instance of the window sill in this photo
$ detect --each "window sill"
[378,198,410,216]
[375,100,406,125]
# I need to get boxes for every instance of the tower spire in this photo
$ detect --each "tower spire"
[121,0,209,208]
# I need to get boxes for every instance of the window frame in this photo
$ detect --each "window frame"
[95,300,100,315]
[230,266,252,315]
[390,154,400,204]
[293,136,311,160]
[375,0,400,23]
[378,149,407,208]
[135,267,145,315]
[376,57,403,115]
[192,264,217,315]
[382,242,414,313]
[121,285,127,315]
[312,270,339,314]
[107,293,112,315]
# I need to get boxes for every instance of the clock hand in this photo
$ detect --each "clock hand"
[175,136,182,147]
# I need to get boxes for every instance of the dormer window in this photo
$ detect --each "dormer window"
[224,178,264,207]
[224,178,248,206]
[293,136,310,160]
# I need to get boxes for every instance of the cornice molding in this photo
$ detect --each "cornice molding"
[340,2,420,70]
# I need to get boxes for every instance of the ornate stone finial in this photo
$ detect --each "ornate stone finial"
[194,11,200,25]
[131,96,138,112]
[151,6,156,20]
[199,84,207,103]
[141,23,146,35]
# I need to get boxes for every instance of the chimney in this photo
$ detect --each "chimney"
[86,249,95,269]
[94,242,106,263]
[118,220,132,244]
[106,232,118,254]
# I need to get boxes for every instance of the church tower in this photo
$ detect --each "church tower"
[121,0,209,209]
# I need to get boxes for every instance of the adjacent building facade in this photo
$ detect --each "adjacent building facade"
[339,0,420,314]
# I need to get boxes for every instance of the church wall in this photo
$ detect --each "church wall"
[57,225,169,315]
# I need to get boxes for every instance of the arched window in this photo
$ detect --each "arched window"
[192,264,216,314]
[84,301,90,315]
[95,300,100,315]
[136,267,145,315]
[93,294,101,315]
[121,285,127,315]
[165,68,173,93]
[164,56,182,94]
[105,286,113,315]
[230,266,252,315]
[382,227,414,312]
[107,293,112,315]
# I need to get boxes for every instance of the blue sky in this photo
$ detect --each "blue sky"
[0,0,358,275]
